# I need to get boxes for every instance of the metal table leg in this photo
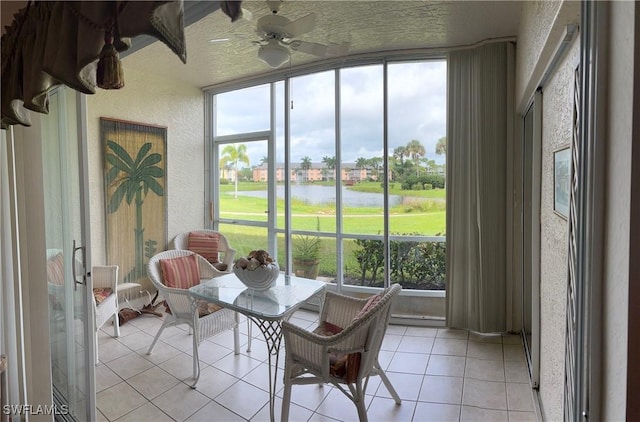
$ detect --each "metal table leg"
[245,316,284,422]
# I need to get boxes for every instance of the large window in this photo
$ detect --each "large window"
[209,59,447,294]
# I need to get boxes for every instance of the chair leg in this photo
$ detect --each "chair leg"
[94,331,99,365]
[281,363,293,422]
[233,326,240,355]
[147,322,167,354]
[376,361,401,404]
[190,332,201,389]
[113,313,120,337]
[354,381,368,422]
[246,319,252,352]
[233,312,240,355]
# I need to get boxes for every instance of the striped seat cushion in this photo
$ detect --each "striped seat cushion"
[159,254,200,289]
[187,232,220,264]
[47,253,65,285]
[93,287,113,305]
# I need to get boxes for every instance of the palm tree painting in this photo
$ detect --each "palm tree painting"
[101,118,167,286]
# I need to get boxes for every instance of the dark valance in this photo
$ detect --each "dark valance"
[1,1,187,129]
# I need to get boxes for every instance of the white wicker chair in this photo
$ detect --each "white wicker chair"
[171,230,253,351]
[47,250,120,364]
[146,250,240,388]
[171,230,236,274]
[92,265,120,364]
[281,284,402,422]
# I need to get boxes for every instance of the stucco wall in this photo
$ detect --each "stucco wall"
[86,66,204,290]
[538,36,579,421]
[516,1,580,110]
[601,1,634,419]
[515,1,561,107]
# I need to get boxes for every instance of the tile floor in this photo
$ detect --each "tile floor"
[95,309,537,421]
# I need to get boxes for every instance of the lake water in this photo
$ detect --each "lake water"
[235,185,409,207]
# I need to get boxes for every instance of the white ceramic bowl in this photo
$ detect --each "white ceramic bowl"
[233,263,280,291]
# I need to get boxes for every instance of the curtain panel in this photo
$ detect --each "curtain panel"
[446,42,511,333]
[1,1,186,129]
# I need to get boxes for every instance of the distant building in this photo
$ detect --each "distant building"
[252,163,375,183]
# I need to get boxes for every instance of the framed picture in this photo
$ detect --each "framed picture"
[553,146,571,219]
[100,118,167,286]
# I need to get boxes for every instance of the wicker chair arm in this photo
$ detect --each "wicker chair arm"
[222,246,236,268]
[196,255,227,279]
[92,265,119,291]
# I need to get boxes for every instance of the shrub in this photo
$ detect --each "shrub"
[423,183,433,190]
[351,235,446,289]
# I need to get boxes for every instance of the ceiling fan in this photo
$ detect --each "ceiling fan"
[249,0,350,68]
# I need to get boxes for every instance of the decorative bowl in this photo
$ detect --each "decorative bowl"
[233,263,280,291]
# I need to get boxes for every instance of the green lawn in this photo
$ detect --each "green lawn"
[217,182,446,286]
[219,182,446,235]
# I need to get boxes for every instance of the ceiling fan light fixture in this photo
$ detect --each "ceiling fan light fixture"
[258,40,290,68]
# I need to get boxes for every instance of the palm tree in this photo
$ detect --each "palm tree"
[435,136,447,188]
[393,146,407,165]
[220,144,250,198]
[300,156,312,182]
[322,155,336,180]
[406,139,426,177]
[435,136,447,156]
[367,157,382,180]
[392,146,408,178]
[355,157,368,181]
[105,140,164,281]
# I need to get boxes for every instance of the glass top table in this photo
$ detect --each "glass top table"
[190,273,326,321]
[189,272,326,422]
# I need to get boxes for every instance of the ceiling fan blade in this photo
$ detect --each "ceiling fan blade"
[290,40,350,58]
[289,40,328,57]
[325,42,350,56]
[283,13,316,38]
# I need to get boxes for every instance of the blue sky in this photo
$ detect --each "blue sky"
[215,59,447,168]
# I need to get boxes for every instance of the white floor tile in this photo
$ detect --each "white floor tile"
[152,383,210,420]
[418,375,463,405]
[94,323,531,422]
[215,380,271,419]
[96,382,147,421]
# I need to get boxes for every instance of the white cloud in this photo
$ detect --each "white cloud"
[215,60,447,167]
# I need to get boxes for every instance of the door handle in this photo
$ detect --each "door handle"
[72,240,86,290]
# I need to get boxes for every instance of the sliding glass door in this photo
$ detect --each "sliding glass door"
[42,87,95,420]
[522,92,541,388]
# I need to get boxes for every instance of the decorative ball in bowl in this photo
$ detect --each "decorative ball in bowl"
[233,250,280,291]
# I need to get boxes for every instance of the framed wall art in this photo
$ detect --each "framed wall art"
[101,118,167,286]
[553,146,571,219]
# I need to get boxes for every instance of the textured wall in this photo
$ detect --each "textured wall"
[515,1,561,107]
[515,1,580,110]
[601,1,633,418]
[86,66,204,289]
[538,37,579,422]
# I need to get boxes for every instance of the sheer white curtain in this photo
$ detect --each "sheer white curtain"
[446,42,512,333]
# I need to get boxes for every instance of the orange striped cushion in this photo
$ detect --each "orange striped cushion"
[160,254,200,289]
[47,253,65,285]
[187,232,220,264]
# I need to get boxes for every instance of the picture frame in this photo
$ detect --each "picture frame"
[100,118,167,286]
[553,146,571,219]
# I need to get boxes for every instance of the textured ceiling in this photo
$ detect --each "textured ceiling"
[123,0,523,89]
